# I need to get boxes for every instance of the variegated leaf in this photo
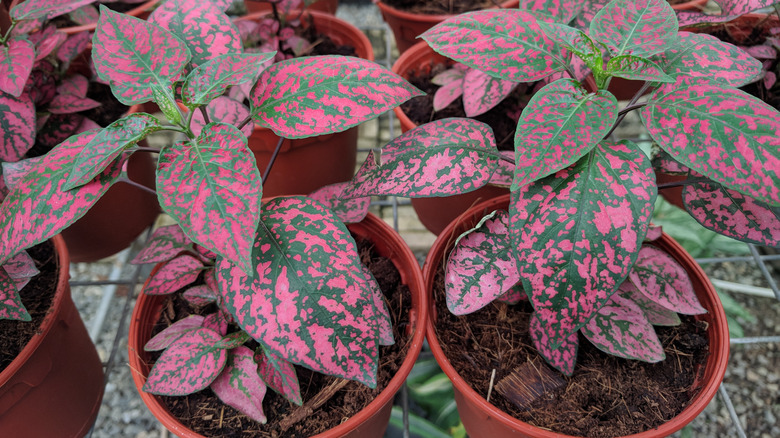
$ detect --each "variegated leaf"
[0,266,30,321]
[157,123,262,275]
[250,55,422,138]
[143,328,227,395]
[513,79,618,189]
[64,113,162,190]
[57,74,89,98]
[211,346,268,424]
[203,310,229,336]
[3,250,39,283]
[581,292,665,362]
[536,20,602,60]
[0,92,35,162]
[641,76,780,206]
[145,315,206,351]
[143,255,204,295]
[132,224,192,264]
[431,65,466,86]
[9,0,95,21]
[645,225,663,242]
[433,78,463,112]
[30,27,66,62]
[589,0,677,58]
[629,245,706,314]
[216,331,252,350]
[36,113,84,149]
[47,94,101,115]
[57,31,91,65]
[517,0,584,23]
[510,141,657,348]
[677,0,779,27]
[462,67,518,117]
[360,264,394,346]
[309,182,370,224]
[190,96,254,138]
[216,196,380,387]
[605,55,674,83]
[617,279,680,326]
[0,131,124,264]
[421,9,568,82]
[182,52,275,105]
[683,182,780,247]
[529,312,578,375]
[92,6,191,105]
[652,32,762,88]
[496,283,527,305]
[446,210,521,315]
[150,0,242,67]
[490,151,515,187]
[183,284,218,306]
[256,346,303,406]
[344,118,499,199]
[68,4,100,26]
[0,37,35,97]
[572,0,611,29]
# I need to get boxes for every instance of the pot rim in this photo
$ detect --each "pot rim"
[423,193,730,438]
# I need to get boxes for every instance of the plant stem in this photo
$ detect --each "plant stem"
[262,136,285,184]
[134,146,161,154]
[237,115,253,131]
[657,176,709,190]
[116,177,157,196]
[603,100,648,139]
[199,106,210,125]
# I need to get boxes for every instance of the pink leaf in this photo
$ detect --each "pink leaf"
[131,224,192,264]
[143,328,227,395]
[462,67,518,117]
[765,71,777,90]
[677,0,779,27]
[517,0,584,24]
[47,94,102,114]
[529,312,578,375]
[182,52,275,105]
[0,266,30,321]
[446,210,520,314]
[30,27,67,62]
[430,65,466,86]
[203,311,229,336]
[590,0,677,58]
[190,96,254,138]
[157,123,262,275]
[57,31,90,64]
[144,315,206,351]
[57,74,89,98]
[433,79,464,112]
[67,4,100,26]
[211,346,268,424]
[360,265,394,346]
[256,347,302,406]
[617,279,680,326]
[251,55,423,138]
[645,226,663,242]
[183,284,218,307]
[10,0,95,21]
[489,151,515,187]
[629,245,706,315]
[308,182,370,224]
[0,37,35,97]
[3,250,39,292]
[0,92,35,162]
[143,254,204,295]
[581,292,666,362]
[495,283,527,305]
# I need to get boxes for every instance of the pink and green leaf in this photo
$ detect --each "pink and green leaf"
[92,6,191,105]
[683,182,780,247]
[143,254,204,295]
[3,251,39,285]
[0,92,35,162]
[210,346,268,424]
[47,94,101,115]
[517,0,584,24]
[641,76,780,206]
[0,37,35,97]
[216,331,252,350]
[30,26,67,62]
[652,32,763,88]
[149,0,242,67]
[462,67,518,117]
[617,279,680,326]
[496,283,527,305]
[182,52,275,105]
[250,55,423,139]
[509,141,657,348]
[676,0,779,27]
[344,118,499,199]
[605,55,674,83]
[216,196,379,387]
[156,123,262,275]
[256,347,303,406]
[0,267,30,322]
[529,312,578,375]
[421,9,569,82]
[131,224,193,264]
[446,210,521,314]
[144,315,205,351]
[10,0,95,21]
[203,310,229,336]
[360,264,394,346]
[57,31,91,65]
[0,131,124,264]
[143,328,227,395]
[57,74,90,98]
[309,182,371,224]
[490,151,515,187]
[68,4,100,26]
[589,0,678,58]
[580,292,666,362]
[190,96,254,138]
[433,78,463,112]
[513,79,618,190]
[536,20,603,60]
[629,245,706,315]
[183,284,219,307]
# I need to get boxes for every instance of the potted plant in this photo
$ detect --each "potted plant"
[0,0,426,435]
[243,0,339,15]
[336,0,780,435]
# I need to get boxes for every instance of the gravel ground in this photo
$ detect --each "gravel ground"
[65,1,780,437]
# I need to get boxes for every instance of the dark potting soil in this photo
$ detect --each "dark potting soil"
[148,237,413,437]
[382,0,505,15]
[401,64,534,151]
[431,265,711,437]
[0,241,59,373]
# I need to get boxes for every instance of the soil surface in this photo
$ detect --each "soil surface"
[431,262,711,437]
[0,241,59,373]
[148,237,413,437]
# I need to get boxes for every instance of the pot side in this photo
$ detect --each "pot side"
[422,194,729,438]
[244,0,339,15]
[128,212,427,437]
[0,235,105,437]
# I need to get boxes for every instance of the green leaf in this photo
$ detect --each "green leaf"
[605,55,674,83]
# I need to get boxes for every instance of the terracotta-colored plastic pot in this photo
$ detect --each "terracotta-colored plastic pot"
[129,211,428,437]
[423,194,730,437]
[376,0,519,54]
[0,235,105,437]
[61,104,160,263]
[392,41,510,235]
[234,10,373,197]
[244,0,338,15]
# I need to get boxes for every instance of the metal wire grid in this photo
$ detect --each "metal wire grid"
[70,23,779,438]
